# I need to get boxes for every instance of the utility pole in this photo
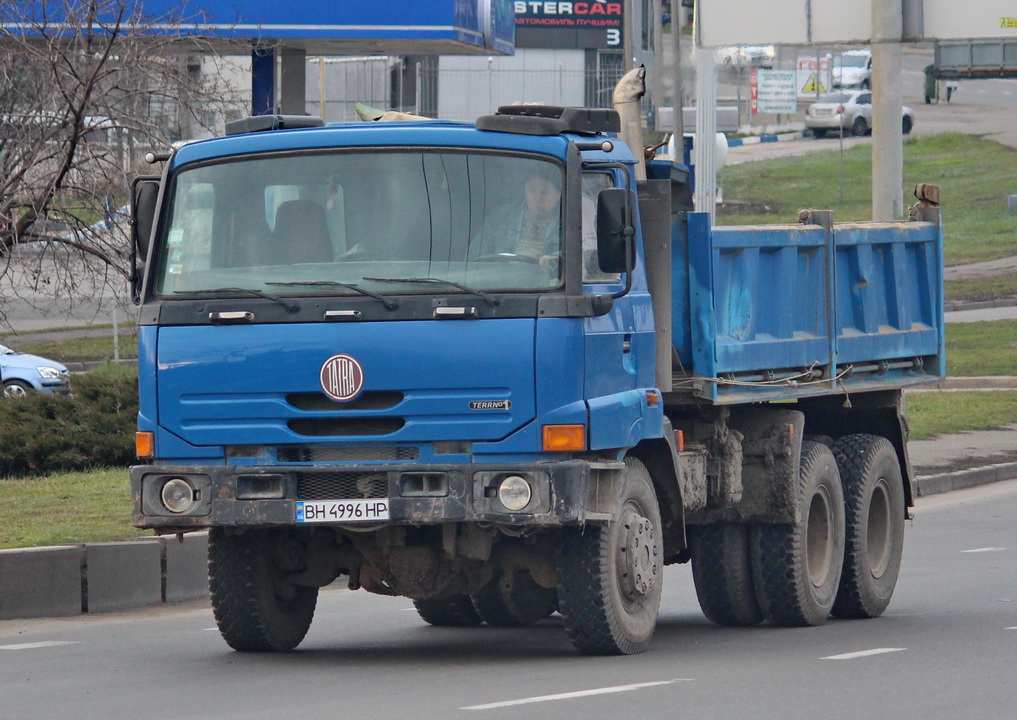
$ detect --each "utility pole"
[871,0,904,221]
[671,0,685,144]
[623,0,635,72]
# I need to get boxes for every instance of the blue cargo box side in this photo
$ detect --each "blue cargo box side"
[674,212,944,404]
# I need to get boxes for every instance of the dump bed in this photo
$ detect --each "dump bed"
[666,209,944,404]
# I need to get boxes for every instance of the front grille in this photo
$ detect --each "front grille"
[279,445,419,463]
[297,472,388,500]
[287,391,403,411]
[288,417,404,437]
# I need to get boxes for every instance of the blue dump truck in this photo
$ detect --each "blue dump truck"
[129,106,944,655]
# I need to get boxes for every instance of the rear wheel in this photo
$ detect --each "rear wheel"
[557,457,662,655]
[209,528,318,652]
[831,435,906,619]
[690,523,764,626]
[471,571,556,627]
[413,594,483,627]
[902,116,913,135]
[852,116,869,136]
[812,128,828,139]
[751,441,845,626]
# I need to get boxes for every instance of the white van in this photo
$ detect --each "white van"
[833,49,872,89]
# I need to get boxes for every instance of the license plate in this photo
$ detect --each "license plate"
[296,499,390,523]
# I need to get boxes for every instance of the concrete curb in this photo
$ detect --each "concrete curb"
[914,461,1017,497]
[0,533,209,621]
[944,298,1017,312]
[727,131,807,147]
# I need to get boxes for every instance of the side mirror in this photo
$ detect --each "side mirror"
[131,177,160,261]
[596,187,636,275]
[130,177,160,304]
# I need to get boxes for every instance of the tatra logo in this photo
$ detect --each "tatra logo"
[469,400,512,410]
[320,354,365,402]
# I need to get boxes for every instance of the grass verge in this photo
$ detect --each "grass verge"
[12,333,138,362]
[945,319,1017,376]
[946,273,1017,304]
[718,133,1017,268]
[906,390,1017,441]
[0,468,149,549]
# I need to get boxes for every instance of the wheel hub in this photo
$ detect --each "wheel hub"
[617,507,658,599]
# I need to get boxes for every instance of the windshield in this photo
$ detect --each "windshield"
[155,150,565,297]
[835,55,868,69]
[818,93,852,104]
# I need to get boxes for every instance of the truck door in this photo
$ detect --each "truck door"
[582,170,656,450]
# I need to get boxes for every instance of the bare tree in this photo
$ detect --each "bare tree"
[0,0,248,328]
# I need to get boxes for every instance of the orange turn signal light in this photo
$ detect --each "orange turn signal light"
[135,431,155,459]
[542,424,586,452]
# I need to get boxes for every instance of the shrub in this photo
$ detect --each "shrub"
[0,364,138,477]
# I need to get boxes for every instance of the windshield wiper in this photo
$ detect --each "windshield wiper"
[265,280,398,310]
[173,287,299,312]
[363,277,500,307]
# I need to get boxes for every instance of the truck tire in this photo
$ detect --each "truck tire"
[557,457,662,655]
[413,594,483,627]
[471,571,556,627]
[690,524,764,626]
[831,434,905,619]
[209,528,318,652]
[751,441,845,626]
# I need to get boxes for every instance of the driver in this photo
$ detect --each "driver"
[482,165,561,270]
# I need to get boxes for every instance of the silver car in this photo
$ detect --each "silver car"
[805,90,914,138]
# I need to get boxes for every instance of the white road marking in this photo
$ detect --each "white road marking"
[0,641,80,651]
[1008,627,1017,630]
[961,547,1006,553]
[461,679,688,710]
[821,648,905,660]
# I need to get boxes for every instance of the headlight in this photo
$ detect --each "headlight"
[36,366,63,379]
[161,478,197,514]
[498,476,532,511]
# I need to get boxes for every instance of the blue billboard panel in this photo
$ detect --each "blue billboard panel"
[7,0,514,54]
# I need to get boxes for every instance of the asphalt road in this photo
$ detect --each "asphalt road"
[2,479,1015,720]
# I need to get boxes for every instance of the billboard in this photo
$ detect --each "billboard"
[513,1,623,49]
[3,0,516,55]
[699,0,1017,47]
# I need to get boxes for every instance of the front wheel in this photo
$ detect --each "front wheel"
[209,528,318,652]
[472,571,556,627]
[902,116,913,135]
[413,594,483,627]
[751,441,845,626]
[557,457,662,655]
[3,380,32,398]
[831,435,905,619]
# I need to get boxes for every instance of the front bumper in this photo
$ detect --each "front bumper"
[131,460,611,531]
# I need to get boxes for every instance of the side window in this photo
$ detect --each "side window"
[164,182,214,276]
[581,172,620,284]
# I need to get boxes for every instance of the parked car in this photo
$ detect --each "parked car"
[833,49,872,89]
[805,90,914,138]
[715,45,776,66]
[0,344,70,397]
